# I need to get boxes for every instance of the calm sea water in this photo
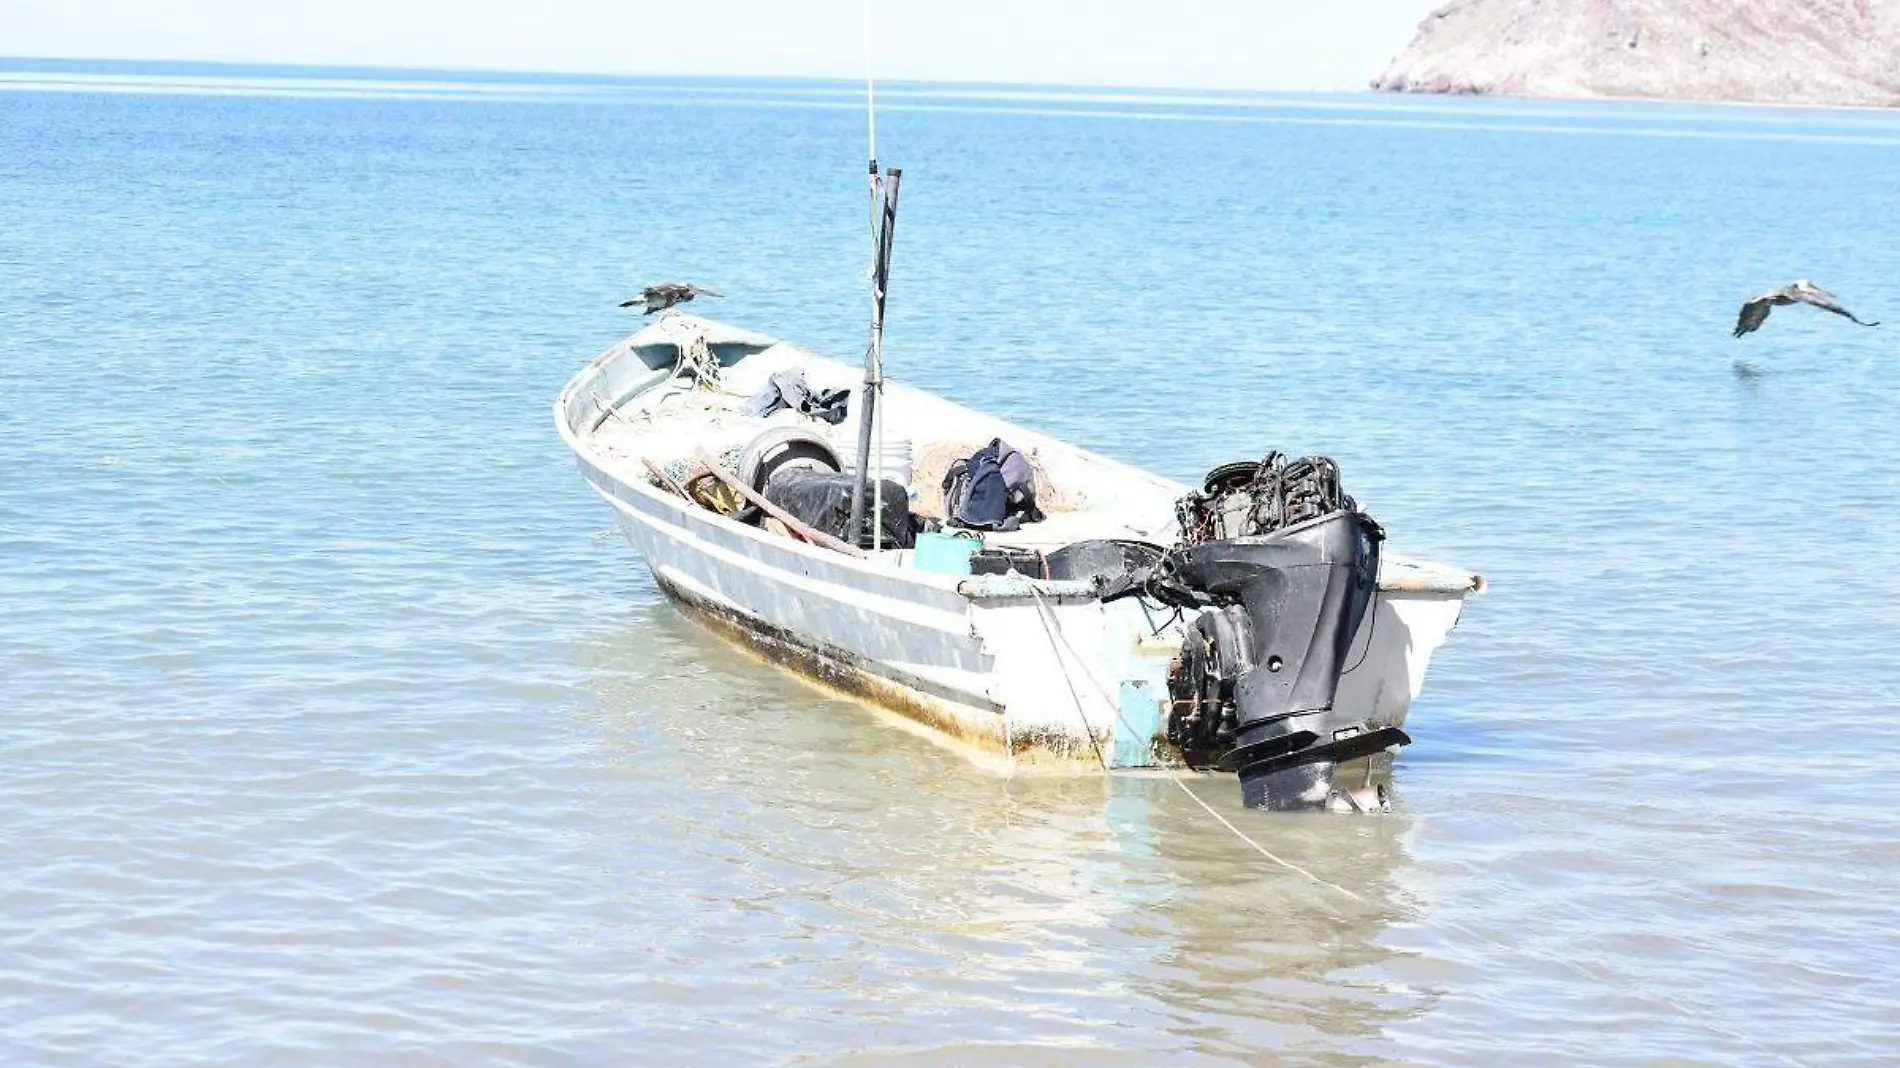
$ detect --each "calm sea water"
[4,61,1898,1066]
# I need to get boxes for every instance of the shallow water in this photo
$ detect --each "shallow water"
[3,62,1898,1066]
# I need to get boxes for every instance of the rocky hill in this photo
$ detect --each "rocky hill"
[1373,0,1900,107]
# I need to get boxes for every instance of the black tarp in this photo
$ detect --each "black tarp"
[762,468,914,550]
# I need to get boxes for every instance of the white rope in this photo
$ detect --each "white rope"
[1170,774,1367,903]
[1025,589,1809,1065]
[872,377,885,551]
[660,315,720,387]
[1028,589,1110,772]
[1025,588,1366,900]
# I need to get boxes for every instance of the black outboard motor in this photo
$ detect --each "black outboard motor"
[1152,455,1402,811]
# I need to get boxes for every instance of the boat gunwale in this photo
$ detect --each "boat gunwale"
[555,319,1487,598]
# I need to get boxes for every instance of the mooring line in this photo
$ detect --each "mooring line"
[1026,588,1803,1063]
[1029,588,1110,772]
[1170,773,1368,903]
[1027,588,1366,902]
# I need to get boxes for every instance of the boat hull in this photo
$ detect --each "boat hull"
[558,319,1480,781]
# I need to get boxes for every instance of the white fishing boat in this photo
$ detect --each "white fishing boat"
[555,310,1484,810]
[559,85,1480,809]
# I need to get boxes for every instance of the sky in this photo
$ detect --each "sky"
[4,1,1444,91]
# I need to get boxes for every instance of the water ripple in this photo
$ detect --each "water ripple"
[4,70,1900,1066]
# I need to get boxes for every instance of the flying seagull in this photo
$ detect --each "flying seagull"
[1733,280,1879,338]
[620,283,721,316]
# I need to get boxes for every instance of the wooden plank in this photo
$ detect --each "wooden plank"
[692,448,869,559]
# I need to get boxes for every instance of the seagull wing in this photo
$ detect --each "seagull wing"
[1793,287,1880,327]
[1733,297,1772,338]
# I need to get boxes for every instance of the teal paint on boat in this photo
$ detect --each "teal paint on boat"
[1115,679,1166,768]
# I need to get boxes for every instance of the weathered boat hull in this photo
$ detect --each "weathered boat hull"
[557,321,1480,783]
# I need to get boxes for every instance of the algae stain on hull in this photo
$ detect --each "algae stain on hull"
[652,574,1111,775]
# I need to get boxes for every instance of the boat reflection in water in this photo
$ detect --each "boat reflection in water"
[566,604,1428,1062]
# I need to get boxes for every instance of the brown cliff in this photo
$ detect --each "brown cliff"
[1373,0,1900,107]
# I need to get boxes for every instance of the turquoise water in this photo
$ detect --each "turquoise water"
[4,61,1898,1065]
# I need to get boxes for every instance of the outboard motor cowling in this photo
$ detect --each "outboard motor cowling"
[1154,455,1401,811]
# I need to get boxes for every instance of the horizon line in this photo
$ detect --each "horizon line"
[0,53,1376,98]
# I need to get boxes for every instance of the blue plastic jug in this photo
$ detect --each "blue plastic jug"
[912,531,980,575]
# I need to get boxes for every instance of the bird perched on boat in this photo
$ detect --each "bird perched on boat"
[1733,280,1879,338]
[619,283,721,316]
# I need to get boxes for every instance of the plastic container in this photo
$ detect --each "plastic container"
[912,531,980,575]
[832,427,914,491]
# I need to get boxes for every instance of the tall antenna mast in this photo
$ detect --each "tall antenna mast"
[865,1,878,171]
[849,3,899,550]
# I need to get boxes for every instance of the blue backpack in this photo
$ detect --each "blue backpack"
[941,438,1043,531]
